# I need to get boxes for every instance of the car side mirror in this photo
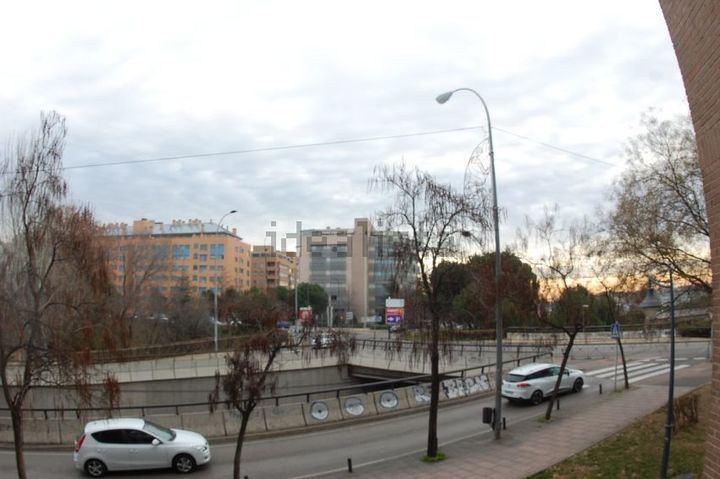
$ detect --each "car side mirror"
[565,370,570,376]
[152,438,160,446]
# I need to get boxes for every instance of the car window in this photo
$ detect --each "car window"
[91,429,127,444]
[143,420,175,441]
[506,374,526,383]
[125,429,156,444]
[549,367,561,375]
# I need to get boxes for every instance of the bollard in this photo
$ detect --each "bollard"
[556,399,560,411]
[502,417,507,430]
[244,476,249,479]
[599,383,603,395]
[348,458,353,473]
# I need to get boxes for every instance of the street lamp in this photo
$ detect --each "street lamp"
[213,209,237,353]
[437,88,503,440]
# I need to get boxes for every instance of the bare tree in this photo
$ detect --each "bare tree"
[101,237,169,348]
[209,289,354,479]
[518,206,590,420]
[370,163,490,459]
[606,113,710,292]
[0,112,112,478]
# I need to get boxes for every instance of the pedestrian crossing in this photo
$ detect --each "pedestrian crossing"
[586,359,691,385]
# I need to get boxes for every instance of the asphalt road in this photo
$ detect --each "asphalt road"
[1,346,710,479]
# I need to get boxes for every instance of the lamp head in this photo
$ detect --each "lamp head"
[436,91,454,104]
[229,209,238,214]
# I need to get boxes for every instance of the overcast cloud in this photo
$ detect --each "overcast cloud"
[1,0,688,249]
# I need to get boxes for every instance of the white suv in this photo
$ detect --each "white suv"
[73,418,210,477]
[501,363,585,405]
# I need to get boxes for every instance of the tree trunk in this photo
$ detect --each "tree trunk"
[233,411,251,479]
[426,313,440,458]
[545,332,576,420]
[11,408,26,479]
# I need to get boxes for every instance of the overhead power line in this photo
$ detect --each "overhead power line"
[9,124,617,174]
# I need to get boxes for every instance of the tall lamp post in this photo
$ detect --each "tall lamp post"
[436,88,503,440]
[213,209,237,353]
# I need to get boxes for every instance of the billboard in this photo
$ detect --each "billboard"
[385,298,405,324]
[298,307,313,325]
[385,307,404,324]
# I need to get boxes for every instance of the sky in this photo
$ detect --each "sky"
[0,0,689,251]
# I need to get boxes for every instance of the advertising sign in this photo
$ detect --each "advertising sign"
[298,307,313,325]
[385,307,404,324]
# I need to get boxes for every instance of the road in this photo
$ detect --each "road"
[1,345,710,478]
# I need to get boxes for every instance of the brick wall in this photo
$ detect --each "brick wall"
[658,1,720,476]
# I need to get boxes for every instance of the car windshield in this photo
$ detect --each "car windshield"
[506,374,526,383]
[143,420,176,441]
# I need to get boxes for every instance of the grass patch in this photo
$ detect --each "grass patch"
[421,452,447,462]
[528,385,710,479]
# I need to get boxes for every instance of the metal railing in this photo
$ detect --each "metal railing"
[0,351,552,419]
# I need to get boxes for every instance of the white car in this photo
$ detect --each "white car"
[501,363,585,405]
[73,418,210,477]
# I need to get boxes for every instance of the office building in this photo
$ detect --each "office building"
[297,218,411,324]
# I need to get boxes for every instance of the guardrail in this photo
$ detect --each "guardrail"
[0,351,552,420]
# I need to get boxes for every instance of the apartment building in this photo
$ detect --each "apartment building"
[297,218,411,323]
[101,218,252,295]
[251,245,297,292]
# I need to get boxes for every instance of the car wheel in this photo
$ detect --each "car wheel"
[573,378,584,393]
[173,453,196,474]
[84,459,107,478]
[530,390,543,406]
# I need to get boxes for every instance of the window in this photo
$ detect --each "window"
[210,243,224,259]
[91,429,128,444]
[200,244,207,251]
[199,254,207,261]
[172,245,190,259]
[199,265,207,272]
[125,429,155,445]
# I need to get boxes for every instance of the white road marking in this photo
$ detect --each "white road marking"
[629,364,690,383]
[594,363,671,379]
[585,361,648,376]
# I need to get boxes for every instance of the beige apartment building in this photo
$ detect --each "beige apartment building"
[298,218,410,324]
[251,245,297,292]
[101,218,252,295]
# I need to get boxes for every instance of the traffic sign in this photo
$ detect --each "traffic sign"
[610,322,621,339]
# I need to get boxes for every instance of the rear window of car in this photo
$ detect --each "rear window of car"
[506,374,526,383]
[91,429,125,444]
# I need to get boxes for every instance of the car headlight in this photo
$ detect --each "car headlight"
[194,443,208,451]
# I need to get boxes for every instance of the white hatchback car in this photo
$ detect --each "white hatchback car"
[73,418,210,477]
[501,363,585,405]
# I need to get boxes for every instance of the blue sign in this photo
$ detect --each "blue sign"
[610,322,621,339]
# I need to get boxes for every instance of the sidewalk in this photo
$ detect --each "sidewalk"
[324,383,694,479]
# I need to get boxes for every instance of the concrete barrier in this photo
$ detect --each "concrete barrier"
[224,408,267,434]
[58,418,85,444]
[181,411,226,437]
[338,393,377,420]
[264,403,304,431]
[0,372,498,445]
[303,398,343,425]
[23,418,61,445]
[373,389,410,414]
[407,383,432,408]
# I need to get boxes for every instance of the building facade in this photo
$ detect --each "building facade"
[101,218,252,295]
[251,245,297,292]
[297,218,410,324]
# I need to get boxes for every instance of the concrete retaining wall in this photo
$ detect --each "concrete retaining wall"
[5,375,495,445]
